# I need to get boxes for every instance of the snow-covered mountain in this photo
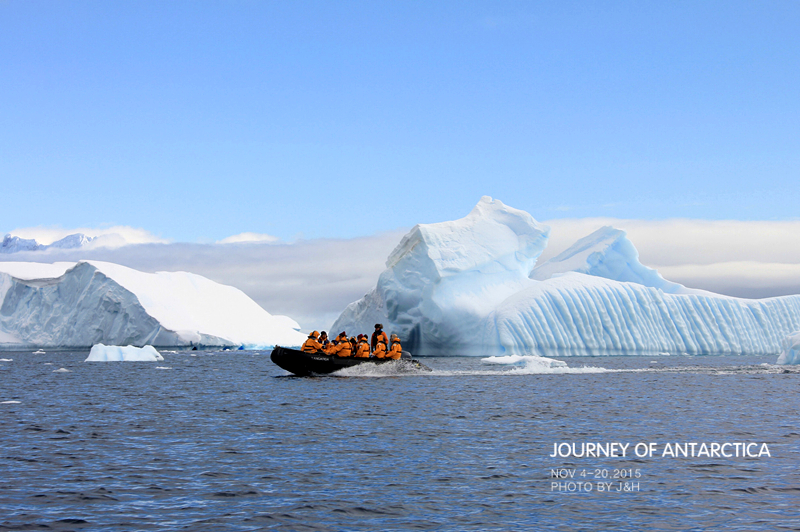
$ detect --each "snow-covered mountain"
[0,261,306,349]
[0,235,43,253]
[1,233,96,253]
[332,197,800,356]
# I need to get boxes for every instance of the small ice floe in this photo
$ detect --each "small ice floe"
[53,368,70,373]
[482,354,567,368]
[85,344,164,362]
[32,349,46,354]
[777,331,800,365]
[155,366,172,370]
[0,358,12,362]
[44,362,53,365]
[650,361,659,364]
[1,400,21,404]
[480,354,607,374]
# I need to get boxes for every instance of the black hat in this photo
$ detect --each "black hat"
[374,323,383,329]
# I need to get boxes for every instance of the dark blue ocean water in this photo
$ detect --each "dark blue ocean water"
[1,351,799,531]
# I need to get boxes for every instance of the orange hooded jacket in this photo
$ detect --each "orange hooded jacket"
[355,339,370,358]
[328,333,353,357]
[301,332,323,353]
[388,338,402,360]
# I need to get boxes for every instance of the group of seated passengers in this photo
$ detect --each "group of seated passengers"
[301,323,403,360]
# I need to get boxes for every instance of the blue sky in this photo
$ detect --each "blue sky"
[2,0,799,242]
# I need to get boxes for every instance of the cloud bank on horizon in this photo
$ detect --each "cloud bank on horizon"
[4,205,800,332]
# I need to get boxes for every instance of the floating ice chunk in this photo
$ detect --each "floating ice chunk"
[0,358,12,362]
[85,344,164,362]
[53,368,70,373]
[32,350,46,355]
[480,355,606,374]
[481,355,567,368]
[1,400,21,404]
[776,332,800,365]
[155,366,172,370]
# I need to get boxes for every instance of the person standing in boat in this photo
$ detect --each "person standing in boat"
[301,331,324,353]
[387,334,403,360]
[328,331,353,357]
[371,324,388,353]
[354,335,370,358]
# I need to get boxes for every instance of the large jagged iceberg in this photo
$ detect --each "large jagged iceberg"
[332,197,550,355]
[0,260,305,349]
[332,197,800,356]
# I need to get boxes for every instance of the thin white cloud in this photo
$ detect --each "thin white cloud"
[217,232,279,244]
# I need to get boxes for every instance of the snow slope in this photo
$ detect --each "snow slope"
[0,261,305,349]
[333,198,800,356]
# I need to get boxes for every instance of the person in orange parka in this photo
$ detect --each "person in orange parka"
[387,334,403,360]
[328,332,353,357]
[371,324,388,352]
[354,335,370,358]
[301,331,324,353]
[372,335,388,359]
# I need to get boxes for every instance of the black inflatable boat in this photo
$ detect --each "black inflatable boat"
[270,346,430,376]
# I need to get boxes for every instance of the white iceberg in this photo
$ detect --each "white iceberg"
[488,272,800,356]
[776,332,800,365]
[86,344,164,362]
[0,260,306,349]
[332,197,800,356]
[332,197,550,356]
